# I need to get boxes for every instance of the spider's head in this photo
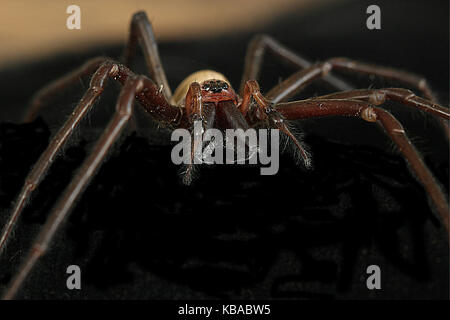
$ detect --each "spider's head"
[200,79,238,105]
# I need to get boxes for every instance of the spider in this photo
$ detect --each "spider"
[0,11,449,299]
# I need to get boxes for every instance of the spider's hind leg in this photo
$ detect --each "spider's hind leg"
[239,34,353,95]
[122,11,172,101]
[265,57,450,139]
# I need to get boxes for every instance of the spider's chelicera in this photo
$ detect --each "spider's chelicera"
[171,120,281,174]
[0,11,449,299]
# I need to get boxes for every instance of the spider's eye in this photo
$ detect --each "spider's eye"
[202,80,229,93]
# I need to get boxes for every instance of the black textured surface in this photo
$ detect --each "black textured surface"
[0,0,449,299]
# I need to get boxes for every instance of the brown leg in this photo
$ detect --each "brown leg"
[239,34,353,96]
[317,88,449,119]
[263,63,449,123]
[22,57,107,122]
[1,76,144,300]
[265,57,449,138]
[275,99,449,233]
[23,12,172,122]
[267,57,440,103]
[0,61,135,255]
[181,83,217,185]
[122,11,172,100]
[182,82,203,185]
[327,58,438,101]
[240,80,311,167]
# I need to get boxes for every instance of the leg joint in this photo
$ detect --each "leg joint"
[321,62,333,76]
[368,90,386,105]
[361,107,378,122]
[250,34,271,46]
[326,57,351,67]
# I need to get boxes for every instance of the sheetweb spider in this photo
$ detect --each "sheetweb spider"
[0,11,448,299]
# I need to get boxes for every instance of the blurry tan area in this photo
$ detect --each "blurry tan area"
[0,0,332,68]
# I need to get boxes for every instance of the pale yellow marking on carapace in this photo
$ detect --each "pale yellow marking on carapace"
[170,70,232,106]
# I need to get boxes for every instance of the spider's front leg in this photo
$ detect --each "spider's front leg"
[275,99,449,234]
[240,80,311,167]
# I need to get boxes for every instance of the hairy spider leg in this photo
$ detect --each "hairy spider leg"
[22,57,108,122]
[0,61,124,255]
[241,78,449,233]
[239,34,354,95]
[1,76,146,300]
[3,12,448,299]
[181,81,241,185]
[182,82,208,184]
[240,80,312,167]
[275,98,449,234]
[23,11,172,123]
[318,88,449,119]
[265,57,449,138]
[265,57,442,103]
[262,63,450,121]
[0,61,181,256]
[181,76,253,184]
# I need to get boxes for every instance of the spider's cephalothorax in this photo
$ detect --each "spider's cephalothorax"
[1,10,449,299]
[201,79,238,105]
[202,79,228,93]
[171,69,238,107]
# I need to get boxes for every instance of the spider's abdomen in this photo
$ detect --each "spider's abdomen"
[171,70,238,106]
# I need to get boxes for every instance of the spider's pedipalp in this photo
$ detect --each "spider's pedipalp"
[239,80,312,168]
[361,106,377,122]
[264,55,450,139]
[239,34,353,95]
